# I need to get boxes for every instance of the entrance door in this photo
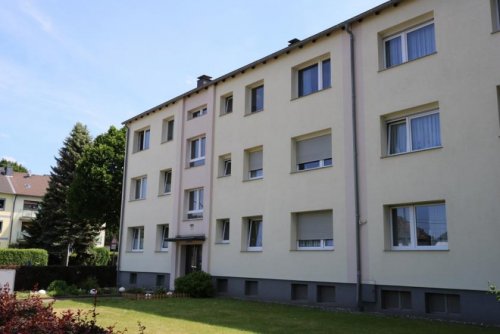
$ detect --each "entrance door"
[184,244,202,275]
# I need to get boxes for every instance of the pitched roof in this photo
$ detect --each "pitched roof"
[0,172,50,197]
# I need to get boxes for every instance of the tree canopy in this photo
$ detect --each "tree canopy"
[0,159,28,173]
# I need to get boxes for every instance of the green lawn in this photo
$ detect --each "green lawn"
[52,297,500,334]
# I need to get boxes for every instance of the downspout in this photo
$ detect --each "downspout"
[117,125,130,283]
[8,195,18,245]
[345,23,363,311]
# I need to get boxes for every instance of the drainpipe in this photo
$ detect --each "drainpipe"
[8,195,18,245]
[117,125,130,284]
[345,23,363,311]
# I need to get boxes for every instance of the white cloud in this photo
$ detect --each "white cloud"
[1,156,17,163]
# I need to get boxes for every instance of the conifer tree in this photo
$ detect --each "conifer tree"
[24,123,93,265]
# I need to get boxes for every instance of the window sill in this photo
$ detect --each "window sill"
[161,139,174,144]
[129,198,146,202]
[384,248,449,252]
[290,86,332,101]
[243,177,263,183]
[242,249,262,252]
[492,28,500,34]
[293,248,334,251]
[126,250,144,253]
[381,145,442,159]
[291,165,333,174]
[155,250,169,253]
[158,193,171,197]
[132,149,149,154]
[186,163,206,169]
[215,241,230,245]
[183,218,203,222]
[219,111,233,117]
[244,110,264,117]
[378,52,437,72]
[217,175,231,179]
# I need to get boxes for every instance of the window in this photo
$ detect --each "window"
[160,169,172,195]
[129,273,137,284]
[0,199,4,211]
[251,85,264,113]
[162,117,174,142]
[246,218,263,251]
[390,203,447,250]
[245,280,258,296]
[317,285,336,303]
[216,279,228,293]
[295,210,333,250]
[156,275,165,287]
[158,224,169,251]
[189,136,206,167]
[216,219,230,243]
[387,110,441,155]
[189,106,208,119]
[218,154,232,177]
[426,293,460,314]
[382,290,412,310]
[297,58,331,97]
[23,200,40,211]
[222,95,233,115]
[135,128,150,152]
[131,227,144,251]
[187,188,204,219]
[131,176,147,200]
[0,221,3,233]
[493,0,500,31]
[295,133,332,171]
[247,148,263,180]
[384,21,436,68]
[291,284,308,301]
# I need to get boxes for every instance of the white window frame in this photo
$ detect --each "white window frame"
[251,85,264,113]
[297,158,332,171]
[131,227,144,252]
[247,218,263,251]
[247,149,263,180]
[160,225,169,251]
[189,136,206,167]
[160,169,172,195]
[224,95,233,114]
[187,188,204,219]
[297,239,334,250]
[190,107,208,119]
[387,110,441,155]
[297,58,331,98]
[383,21,435,68]
[136,128,150,152]
[390,203,448,251]
[223,159,231,176]
[162,117,174,142]
[218,219,230,244]
[133,176,147,200]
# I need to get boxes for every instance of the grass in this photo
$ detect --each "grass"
[52,297,500,334]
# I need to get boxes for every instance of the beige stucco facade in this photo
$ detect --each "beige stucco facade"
[119,0,500,322]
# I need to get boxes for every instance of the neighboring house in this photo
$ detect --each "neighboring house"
[117,0,500,324]
[0,167,49,248]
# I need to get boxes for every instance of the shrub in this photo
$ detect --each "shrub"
[79,276,100,291]
[0,249,48,266]
[47,280,82,297]
[92,247,111,266]
[174,271,214,298]
[0,284,128,333]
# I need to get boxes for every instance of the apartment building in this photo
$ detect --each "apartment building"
[0,167,49,247]
[118,0,500,324]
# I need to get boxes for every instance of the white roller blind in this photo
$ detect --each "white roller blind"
[249,150,263,171]
[297,134,331,164]
[297,210,333,240]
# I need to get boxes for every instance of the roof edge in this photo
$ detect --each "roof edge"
[122,0,401,125]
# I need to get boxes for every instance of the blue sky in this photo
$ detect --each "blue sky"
[0,0,384,175]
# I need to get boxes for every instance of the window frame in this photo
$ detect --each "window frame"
[296,57,331,98]
[136,128,150,152]
[247,148,263,180]
[389,202,448,251]
[386,109,441,156]
[162,117,174,142]
[189,136,206,167]
[0,220,3,233]
[189,106,208,120]
[160,169,172,195]
[131,226,144,252]
[224,95,233,114]
[383,20,436,69]
[217,219,230,244]
[247,218,263,251]
[187,188,204,220]
[251,85,264,113]
[160,225,169,251]
[0,198,5,211]
[498,0,500,30]
[132,176,147,200]
[223,158,231,176]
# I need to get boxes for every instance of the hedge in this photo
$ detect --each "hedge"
[14,265,116,290]
[0,249,48,266]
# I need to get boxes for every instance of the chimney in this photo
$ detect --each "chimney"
[288,38,301,46]
[6,166,13,176]
[197,75,212,88]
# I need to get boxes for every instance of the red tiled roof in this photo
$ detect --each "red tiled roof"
[0,172,49,197]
